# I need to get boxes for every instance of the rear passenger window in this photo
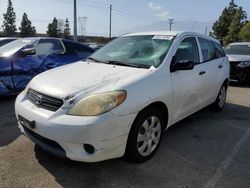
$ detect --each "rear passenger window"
[63,41,93,55]
[198,38,217,62]
[213,42,226,58]
[175,37,200,64]
[36,39,64,56]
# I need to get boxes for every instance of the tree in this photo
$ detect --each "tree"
[47,17,60,37]
[57,19,64,37]
[19,13,36,37]
[212,0,247,45]
[240,22,250,41]
[224,8,247,44]
[2,0,17,36]
[63,18,71,39]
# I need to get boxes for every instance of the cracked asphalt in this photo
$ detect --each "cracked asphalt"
[0,85,250,188]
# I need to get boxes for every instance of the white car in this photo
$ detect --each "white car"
[15,31,229,163]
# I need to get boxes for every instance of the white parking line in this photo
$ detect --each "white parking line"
[204,128,250,188]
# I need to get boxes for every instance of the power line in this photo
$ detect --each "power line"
[112,8,157,22]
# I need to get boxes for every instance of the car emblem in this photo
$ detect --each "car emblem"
[35,95,43,105]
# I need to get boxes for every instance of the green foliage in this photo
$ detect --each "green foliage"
[19,13,36,37]
[2,0,17,36]
[240,22,250,41]
[63,18,71,39]
[212,0,247,45]
[47,17,60,37]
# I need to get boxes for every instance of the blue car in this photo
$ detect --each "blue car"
[0,37,94,96]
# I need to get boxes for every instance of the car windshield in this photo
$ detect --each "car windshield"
[89,35,174,68]
[0,39,33,57]
[224,44,250,55]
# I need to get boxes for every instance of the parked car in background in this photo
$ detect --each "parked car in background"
[224,42,250,84]
[0,37,18,47]
[0,37,94,96]
[86,42,105,51]
[15,31,229,163]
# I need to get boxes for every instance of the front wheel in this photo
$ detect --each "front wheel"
[125,108,164,163]
[238,71,247,85]
[212,84,227,111]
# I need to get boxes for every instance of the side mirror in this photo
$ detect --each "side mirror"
[170,56,195,72]
[21,47,36,56]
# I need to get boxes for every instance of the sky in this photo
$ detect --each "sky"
[0,0,250,37]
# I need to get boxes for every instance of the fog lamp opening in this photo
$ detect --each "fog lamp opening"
[84,144,95,154]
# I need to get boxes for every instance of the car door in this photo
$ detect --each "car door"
[198,38,226,103]
[37,38,66,70]
[12,39,63,91]
[171,37,208,123]
[0,57,13,95]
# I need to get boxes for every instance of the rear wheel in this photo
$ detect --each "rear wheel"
[212,84,227,111]
[125,107,164,163]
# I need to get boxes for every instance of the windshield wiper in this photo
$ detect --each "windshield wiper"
[87,57,107,64]
[87,58,150,69]
[106,60,150,69]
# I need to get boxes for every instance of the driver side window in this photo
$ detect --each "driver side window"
[175,37,200,64]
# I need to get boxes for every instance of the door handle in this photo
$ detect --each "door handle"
[199,71,206,75]
[218,65,223,69]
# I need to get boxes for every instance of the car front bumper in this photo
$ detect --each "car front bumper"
[15,92,137,162]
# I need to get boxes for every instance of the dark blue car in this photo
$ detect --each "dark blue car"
[0,37,94,96]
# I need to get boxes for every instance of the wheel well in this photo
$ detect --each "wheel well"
[138,102,169,130]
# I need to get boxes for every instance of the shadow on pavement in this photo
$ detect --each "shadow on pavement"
[229,81,250,88]
[34,103,250,188]
[0,95,20,147]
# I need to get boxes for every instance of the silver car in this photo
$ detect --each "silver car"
[225,42,250,84]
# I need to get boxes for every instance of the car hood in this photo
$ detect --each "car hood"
[227,54,250,62]
[29,61,151,99]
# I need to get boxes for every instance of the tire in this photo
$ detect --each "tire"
[125,107,164,163]
[212,83,227,111]
[238,72,247,85]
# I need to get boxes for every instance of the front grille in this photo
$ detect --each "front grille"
[27,89,63,112]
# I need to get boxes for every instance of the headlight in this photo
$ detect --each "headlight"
[238,61,250,66]
[67,91,127,116]
[24,83,31,94]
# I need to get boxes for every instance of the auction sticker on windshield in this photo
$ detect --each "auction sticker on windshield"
[152,35,174,40]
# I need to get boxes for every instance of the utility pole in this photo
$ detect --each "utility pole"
[205,26,208,35]
[109,4,112,39]
[73,0,77,42]
[168,19,174,31]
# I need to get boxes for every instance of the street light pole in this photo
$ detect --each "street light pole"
[168,19,174,31]
[73,0,77,42]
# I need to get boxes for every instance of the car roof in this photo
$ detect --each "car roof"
[123,31,220,44]
[228,42,250,46]
[124,31,180,36]
[24,37,60,40]
[0,37,18,40]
